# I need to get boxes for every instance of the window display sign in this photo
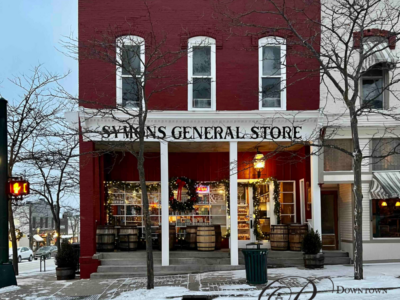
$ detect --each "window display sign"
[196,185,210,194]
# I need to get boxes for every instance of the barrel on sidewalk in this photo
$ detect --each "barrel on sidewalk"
[242,243,268,285]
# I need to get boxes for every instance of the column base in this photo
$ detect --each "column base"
[79,256,100,279]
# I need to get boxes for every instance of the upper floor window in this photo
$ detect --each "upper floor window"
[116,36,145,108]
[188,37,216,110]
[372,139,400,171]
[361,67,386,110]
[324,139,353,171]
[259,37,286,110]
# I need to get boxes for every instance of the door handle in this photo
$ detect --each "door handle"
[250,220,253,229]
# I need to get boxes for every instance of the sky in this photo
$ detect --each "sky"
[0,1,78,100]
[0,1,79,209]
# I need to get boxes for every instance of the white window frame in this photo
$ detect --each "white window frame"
[258,37,286,110]
[360,69,388,110]
[116,35,145,108]
[188,36,216,111]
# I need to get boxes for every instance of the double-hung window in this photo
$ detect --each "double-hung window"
[259,37,286,110]
[188,37,216,110]
[361,68,386,109]
[116,36,145,108]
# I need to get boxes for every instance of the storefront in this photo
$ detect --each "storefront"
[73,110,323,278]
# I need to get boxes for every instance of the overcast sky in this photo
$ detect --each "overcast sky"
[0,1,79,209]
[0,0,78,100]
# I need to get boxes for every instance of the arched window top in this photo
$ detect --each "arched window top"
[188,36,216,47]
[116,35,145,45]
[258,36,286,47]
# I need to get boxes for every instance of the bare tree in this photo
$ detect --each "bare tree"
[213,0,400,279]
[24,123,79,249]
[64,206,80,242]
[1,66,69,275]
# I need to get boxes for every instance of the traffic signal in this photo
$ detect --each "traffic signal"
[9,180,30,196]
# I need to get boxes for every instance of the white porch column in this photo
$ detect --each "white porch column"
[310,145,322,236]
[160,141,169,266]
[229,141,239,265]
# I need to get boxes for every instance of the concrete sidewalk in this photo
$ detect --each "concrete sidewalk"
[1,264,400,299]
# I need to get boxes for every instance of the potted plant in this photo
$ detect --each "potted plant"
[55,240,78,280]
[302,229,324,269]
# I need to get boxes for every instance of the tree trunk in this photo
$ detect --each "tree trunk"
[138,155,154,289]
[56,220,61,249]
[8,198,19,275]
[350,111,364,280]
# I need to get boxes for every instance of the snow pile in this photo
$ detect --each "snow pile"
[0,285,20,294]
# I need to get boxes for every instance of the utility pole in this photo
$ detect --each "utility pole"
[0,97,17,288]
[29,202,33,249]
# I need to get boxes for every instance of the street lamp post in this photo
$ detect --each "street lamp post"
[0,97,17,288]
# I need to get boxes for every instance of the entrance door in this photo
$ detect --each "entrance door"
[238,185,253,248]
[237,183,271,248]
[321,192,339,250]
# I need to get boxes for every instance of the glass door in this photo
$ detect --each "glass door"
[256,183,271,241]
[238,185,252,248]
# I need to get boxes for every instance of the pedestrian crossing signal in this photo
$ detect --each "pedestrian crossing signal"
[9,180,30,196]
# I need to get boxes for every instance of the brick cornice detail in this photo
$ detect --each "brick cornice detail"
[353,29,396,49]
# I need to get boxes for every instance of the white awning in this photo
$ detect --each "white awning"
[363,40,397,71]
[370,172,400,199]
[33,234,44,242]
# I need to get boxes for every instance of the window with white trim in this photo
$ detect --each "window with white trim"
[116,36,145,108]
[361,67,387,110]
[259,37,286,110]
[188,36,216,110]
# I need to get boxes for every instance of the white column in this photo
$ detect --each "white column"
[310,145,322,236]
[160,141,169,266]
[229,141,239,265]
[269,182,277,225]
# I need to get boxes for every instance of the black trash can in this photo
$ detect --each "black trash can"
[242,249,268,284]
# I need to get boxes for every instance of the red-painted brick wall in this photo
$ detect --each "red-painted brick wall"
[79,0,320,111]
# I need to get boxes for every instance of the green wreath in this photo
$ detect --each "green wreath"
[169,176,198,213]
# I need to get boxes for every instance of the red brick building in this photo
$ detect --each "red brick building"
[75,0,322,278]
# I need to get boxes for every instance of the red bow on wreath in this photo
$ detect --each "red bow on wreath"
[176,179,186,201]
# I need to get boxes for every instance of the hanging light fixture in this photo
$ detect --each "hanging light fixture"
[396,201,400,207]
[381,201,388,207]
[253,147,265,179]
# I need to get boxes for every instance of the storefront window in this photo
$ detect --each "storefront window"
[324,139,353,171]
[372,139,400,170]
[372,199,400,238]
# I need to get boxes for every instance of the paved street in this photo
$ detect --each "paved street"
[1,264,400,299]
[16,258,56,275]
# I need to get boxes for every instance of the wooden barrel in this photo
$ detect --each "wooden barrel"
[185,225,197,250]
[119,226,138,251]
[197,226,215,251]
[96,225,115,252]
[270,224,289,251]
[289,224,308,251]
[156,225,176,250]
[214,225,222,250]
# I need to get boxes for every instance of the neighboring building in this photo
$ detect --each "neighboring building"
[70,0,322,279]
[320,28,400,263]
